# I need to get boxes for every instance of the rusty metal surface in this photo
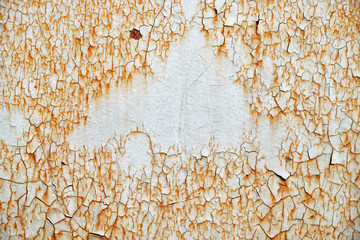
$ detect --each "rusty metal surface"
[0,0,360,239]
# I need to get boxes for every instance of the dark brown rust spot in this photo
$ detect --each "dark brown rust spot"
[130,28,142,40]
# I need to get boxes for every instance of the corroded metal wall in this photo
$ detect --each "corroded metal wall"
[0,0,360,239]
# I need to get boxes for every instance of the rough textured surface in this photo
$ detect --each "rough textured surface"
[1,0,360,239]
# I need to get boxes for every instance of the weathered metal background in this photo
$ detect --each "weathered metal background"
[0,0,360,239]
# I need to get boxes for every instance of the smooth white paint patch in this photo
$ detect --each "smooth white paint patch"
[121,132,153,175]
[256,56,275,90]
[181,0,200,20]
[0,106,29,146]
[256,115,290,179]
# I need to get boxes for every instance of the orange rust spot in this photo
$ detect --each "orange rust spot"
[130,29,142,40]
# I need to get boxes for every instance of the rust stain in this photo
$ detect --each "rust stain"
[130,29,142,40]
[0,0,359,238]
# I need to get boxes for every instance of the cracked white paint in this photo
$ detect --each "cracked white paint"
[1,0,360,239]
